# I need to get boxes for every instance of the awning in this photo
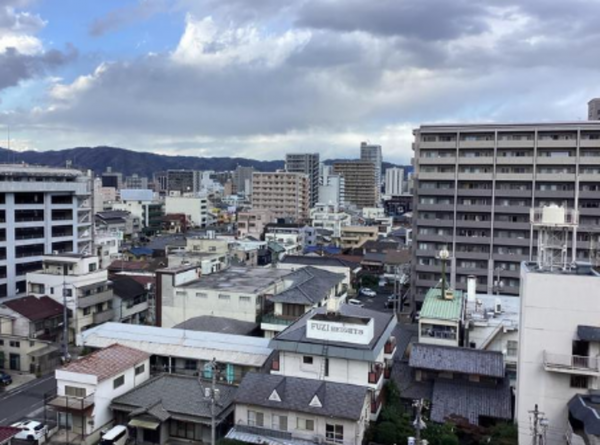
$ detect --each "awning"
[128,419,160,430]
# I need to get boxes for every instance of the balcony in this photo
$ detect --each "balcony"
[261,313,296,327]
[79,289,114,309]
[93,308,115,324]
[271,352,280,371]
[368,363,384,384]
[384,337,397,356]
[543,351,599,376]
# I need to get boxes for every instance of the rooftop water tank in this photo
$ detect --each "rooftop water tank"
[541,204,565,225]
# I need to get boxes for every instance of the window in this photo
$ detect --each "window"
[570,375,588,389]
[239,296,251,303]
[326,424,344,444]
[83,307,91,316]
[135,364,145,375]
[272,415,288,431]
[195,292,207,298]
[176,291,186,297]
[9,341,20,348]
[248,410,264,427]
[113,375,125,389]
[297,418,314,431]
[64,288,72,297]
[303,356,313,365]
[65,386,86,397]
[324,358,329,377]
[507,341,518,357]
[184,359,197,371]
[30,341,35,347]
[169,420,198,440]
[0,340,3,346]
[88,263,97,272]
[218,294,230,300]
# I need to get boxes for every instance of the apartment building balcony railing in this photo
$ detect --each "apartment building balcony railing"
[93,308,115,324]
[368,363,384,384]
[384,337,397,355]
[543,351,600,376]
[261,313,296,327]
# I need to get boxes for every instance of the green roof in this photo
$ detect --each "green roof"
[420,287,464,321]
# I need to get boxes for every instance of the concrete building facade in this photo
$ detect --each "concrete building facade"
[384,167,404,196]
[286,153,320,207]
[164,195,208,227]
[333,161,377,209]
[252,172,310,221]
[360,142,382,200]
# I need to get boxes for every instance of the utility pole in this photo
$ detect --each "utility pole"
[413,398,426,445]
[529,404,549,445]
[204,358,220,445]
[61,266,70,363]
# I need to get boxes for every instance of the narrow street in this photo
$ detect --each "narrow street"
[0,374,56,426]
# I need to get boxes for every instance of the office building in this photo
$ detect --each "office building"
[123,174,148,190]
[332,161,377,209]
[233,166,255,196]
[588,98,600,121]
[360,142,383,199]
[319,165,345,207]
[166,169,201,194]
[251,172,310,221]
[113,189,163,232]
[101,166,123,189]
[385,167,404,196]
[286,153,320,207]
[153,171,168,193]
[0,165,93,298]
[411,122,600,300]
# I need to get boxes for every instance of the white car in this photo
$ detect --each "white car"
[360,288,377,298]
[11,420,47,441]
[348,299,364,307]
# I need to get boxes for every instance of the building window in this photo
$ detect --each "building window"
[303,356,313,365]
[9,341,20,348]
[507,340,518,357]
[324,358,329,377]
[88,263,97,272]
[113,375,125,389]
[570,375,589,389]
[239,296,251,303]
[65,386,86,397]
[169,420,198,440]
[135,364,145,375]
[83,307,91,316]
[218,294,230,300]
[248,410,264,427]
[195,292,207,298]
[326,424,344,444]
[297,418,314,431]
[30,341,35,347]
[272,415,288,431]
[184,359,197,371]
[0,340,3,346]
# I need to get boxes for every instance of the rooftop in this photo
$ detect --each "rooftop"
[61,344,149,382]
[111,276,146,300]
[409,344,505,378]
[420,287,465,322]
[569,393,600,436]
[270,266,345,306]
[173,316,258,336]
[419,121,600,131]
[181,267,290,293]
[0,164,84,177]
[2,295,65,321]
[280,255,360,270]
[0,427,21,444]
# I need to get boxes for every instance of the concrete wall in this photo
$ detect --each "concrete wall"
[165,196,208,227]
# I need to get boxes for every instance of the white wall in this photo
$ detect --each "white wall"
[165,196,208,227]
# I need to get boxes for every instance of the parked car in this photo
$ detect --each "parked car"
[11,420,47,441]
[100,425,129,445]
[359,287,377,298]
[348,299,364,307]
[0,371,12,386]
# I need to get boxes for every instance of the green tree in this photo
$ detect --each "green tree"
[361,274,379,288]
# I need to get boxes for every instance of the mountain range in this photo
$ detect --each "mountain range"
[0,146,408,177]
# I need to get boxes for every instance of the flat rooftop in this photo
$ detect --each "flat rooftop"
[182,267,291,293]
[0,164,85,177]
[418,121,600,131]
[523,261,600,277]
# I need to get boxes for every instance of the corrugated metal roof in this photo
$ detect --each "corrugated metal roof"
[420,287,465,321]
[79,322,271,367]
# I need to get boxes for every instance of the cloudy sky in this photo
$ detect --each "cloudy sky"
[0,0,598,163]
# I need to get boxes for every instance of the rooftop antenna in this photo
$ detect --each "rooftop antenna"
[530,204,578,271]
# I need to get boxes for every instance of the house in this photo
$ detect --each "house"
[94,210,141,239]
[261,266,347,338]
[111,374,236,445]
[0,296,64,373]
[277,255,361,291]
[264,223,316,255]
[48,344,150,443]
[173,316,258,336]
[339,226,378,250]
[78,322,272,385]
[237,209,275,239]
[111,276,150,325]
[418,287,466,348]
[227,373,370,445]
[310,203,351,239]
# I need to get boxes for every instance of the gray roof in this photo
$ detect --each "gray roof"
[181,267,291,293]
[280,255,360,270]
[112,374,236,421]
[393,324,418,362]
[146,235,187,251]
[578,325,600,342]
[431,379,512,425]
[409,344,505,378]
[235,373,368,421]
[362,252,386,263]
[391,362,433,401]
[569,394,600,436]
[173,316,258,336]
[270,266,345,305]
[270,305,396,362]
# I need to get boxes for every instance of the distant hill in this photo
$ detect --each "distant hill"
[0,146,408,177]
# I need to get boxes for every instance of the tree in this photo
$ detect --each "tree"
[361,273,379,288]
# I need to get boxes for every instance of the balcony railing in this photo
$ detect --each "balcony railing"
[543,351,599,374]
[93,308,115,324]
[271,353,280,371]
[368,364,384,384]
[384,337,397,355]
[261,313,296,326]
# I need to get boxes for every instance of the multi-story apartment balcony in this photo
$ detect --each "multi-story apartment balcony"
[494,156,534,164]
[494,189,532,198]
[457,172,493,181]
[458,140,495,149]
[415,278,442,289]
[456,204,491,213]
[78,288,113,308]
[543,351,599,376]
[495,173,534,181]
[494,205,531,214]
[580,138,600,148]
[93,308,115,324]
[458,156,494,165]
[454,251,490,260]
[417,203,454,212]
[368,363,384,385]
[419,141,457,149]
[491,237,529,247]
[420,157,456,165]
[497,139,535,148]
[580,190,600,199]
[417,234,453,243]
[418,187,455,196]
[414,264,443,274]
[419,172,456,181]
[415,249,438,257]
[491,252,529,262]
[537,138,577,148]
[457,189,492,197]
[493,221,530,230]
[579,207,600,217]
[535,190,574,199]
[578,157,600,165]
[536,157,576,166]
[536,173,576,181]
[579,173,600,181]
[455,220,491,229]
[455,235,491,245]
[417,219,455,228]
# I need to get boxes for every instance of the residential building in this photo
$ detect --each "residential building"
[269,305,397,420]
[339,226,378,250]
[310,203,351,239]
[101,167,122,189]
[588,98,600,120]
[166,170,202,194]
[228,373,370,445]
[516,262,600,445]
[165,194,208,227]
[385,167,404,196]
[0,295,64,373]
[252,172,310,221]
[319,165,345,207]
[123,174,148,190]
[277,255,361,290]
[27,254,113,338]
[156,265,291,327]
[0,164,93,298]
[111,374,236,445]
[231,240,266,267]
[418,287,466,348]
[264,223,316,255]
[111,275,150,324]
[48,344,150,442]
[94,232,120,270]
[333,161,378,209]
[360,142,383,200]
[153,171,168,194]
[173,315,258,336]
[286,153,320,207]
[113,189,163,232]
[95,211,140,238]
[261,266,347,338]
[411,122,600,300]
[233,166,255,196]
[79,322,272,384]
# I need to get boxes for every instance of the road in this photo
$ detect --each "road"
[0,374,56,426]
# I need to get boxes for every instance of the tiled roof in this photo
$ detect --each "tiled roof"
[390,362,433,401]
[420,287,465,321]
[280,255,360,269]
[3,296,65,321]
[0,427,20,444]
[112,275,145,300]
[61,344,149,381]
[269,266,345,305]
[409,344,505,378]
[235,373,368,421]
[173,316,258,336]
[578,325,600,342]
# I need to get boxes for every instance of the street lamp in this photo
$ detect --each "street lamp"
[438,248,450,297]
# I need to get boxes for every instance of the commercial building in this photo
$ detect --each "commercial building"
[233,166,255,196]
[360,142,383,200]
[123,174,148,190]
[384,167,404,196]
[411,122,600,300]
[333,161,378,209]
[164,194,208,227]
[166,170,202,194]
[0,165,93,298]
[113,189,163,232]
[252,172,310,221]
[286,153,320,207]
[101,167,122,189]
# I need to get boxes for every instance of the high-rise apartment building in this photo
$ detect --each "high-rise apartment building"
[588,98,600,120]
[385,167,404,196]
[251,172,310,221]
[332,161,377,209]
[285,153,320,207]
[153,171,168,193]
[360,142,382,200]
[101,166,123,189]
[166,169,201,194]
[411,122,600,300]
[0,165,93,298]
[233,166,255,196]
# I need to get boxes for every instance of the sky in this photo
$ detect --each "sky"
[0,0,599,164]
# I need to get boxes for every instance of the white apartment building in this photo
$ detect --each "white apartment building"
[164,194,208,227]
[94,232,120,270]
[384,167,404,196]
[310,203,351,238]
[112,189,161,228]
[252,172,310,221]
[0,165,93,298]
[360,142,383,201]
[49,344,150,440]
[27,254,113,338]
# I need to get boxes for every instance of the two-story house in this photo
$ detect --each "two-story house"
[111,276,150,325]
